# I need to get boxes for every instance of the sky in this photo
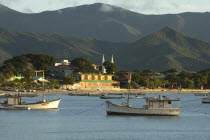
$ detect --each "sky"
[0,0,210,14]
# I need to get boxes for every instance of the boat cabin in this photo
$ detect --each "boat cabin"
[0,94,38,105]
[7,96,22,105]
[144,96,180,109]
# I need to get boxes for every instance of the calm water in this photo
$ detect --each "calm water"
[1,93,210,140]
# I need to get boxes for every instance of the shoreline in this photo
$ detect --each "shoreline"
[1,88,210,95]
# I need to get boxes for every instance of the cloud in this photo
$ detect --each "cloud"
[23,8,33,13]
[0,0,209,14]
[141,0,155,10]
[99,4,114,12]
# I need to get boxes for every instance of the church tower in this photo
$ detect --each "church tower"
[101,54,106,74]
[111,54,114,63]
[102,54,105,64]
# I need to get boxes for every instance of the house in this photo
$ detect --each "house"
[55,60,70,66]
[49,60,73,78]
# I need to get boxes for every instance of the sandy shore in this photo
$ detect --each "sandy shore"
[1,88,210,95]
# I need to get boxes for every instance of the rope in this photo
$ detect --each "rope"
[183,108,210,115]
[181,98,202,103]
[73,102,105,115]
[180,98,210,114]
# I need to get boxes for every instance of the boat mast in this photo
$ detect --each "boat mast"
[178,84,181,108]
[127,73,131,105]
[42,82,46,102]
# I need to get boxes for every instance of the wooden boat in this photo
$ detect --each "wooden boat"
[129,96,142,99]
[99,94,125,99]
[0,94,61,110]
[106,73,180,116]
[0,93,61,110]
[202,93,210,103]
[195,92,209,96]
[106,96,180,116]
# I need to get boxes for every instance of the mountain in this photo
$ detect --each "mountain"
[0,27,126,65]
[117,26,210,71]
[1,27,210,71]
[0,3,210,42]
[0,4,16,13]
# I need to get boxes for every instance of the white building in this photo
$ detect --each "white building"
[50,60,73,78]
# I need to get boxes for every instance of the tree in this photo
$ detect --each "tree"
[62,75,75,88]
[165,73,180,83]
[142,69,155,76]
[48,79,59,90]
[0,75,5,86]
[11,79,23,88]
[24,78,37,89]
[20,62,35,79]
[70,58,96,73]
[23,54,55,75]
[193,73,207,88]
[131,71,144,85]
[178,71,193,80]
[103,61,117,74]
[3,63,15,78]
[181,78,194,88]
[0,54,55,78]
[163,68,178,74]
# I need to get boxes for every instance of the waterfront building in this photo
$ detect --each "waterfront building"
[79,73,120,90]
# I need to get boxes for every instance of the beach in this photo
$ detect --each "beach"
[1,88,210,95]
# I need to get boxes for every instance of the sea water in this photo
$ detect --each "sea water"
[0,93,210,140]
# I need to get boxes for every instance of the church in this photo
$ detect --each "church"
[78,54,120,90]
[92,54,114,74]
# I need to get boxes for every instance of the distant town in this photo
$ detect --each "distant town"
[0,53,210,94]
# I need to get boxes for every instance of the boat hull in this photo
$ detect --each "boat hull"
[0,99,61,110]
[106,101,180,116]
[202,98,210,103]
[100,96,125,99]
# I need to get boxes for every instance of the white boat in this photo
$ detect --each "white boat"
[202,93,210,103]
[99,94,125,99]
[195,92,209,96]
[0,94,61,110]
[106,73,180,116]
[106,96,180,116]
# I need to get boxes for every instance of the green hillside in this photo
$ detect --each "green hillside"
[118,27,210,71]
[0,28,123,65]
[1,27,210,72]
[1,3,210,42]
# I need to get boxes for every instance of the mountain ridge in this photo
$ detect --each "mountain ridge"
[117,26,210,71]
[1,27,210,71]
[1,3,210,42]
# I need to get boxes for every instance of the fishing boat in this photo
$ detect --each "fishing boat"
[0,78,61,110]
[99,94,125,99]
[106,73,180,116]
[195,92,209,96]
[201,93,210,103]
[0,93,61,110]
[106,96,180,116]
[129,96,142,99]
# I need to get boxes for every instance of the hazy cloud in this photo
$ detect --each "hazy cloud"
[99,4,114,12]
[0,0,209,14]
[23,8,33,13]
